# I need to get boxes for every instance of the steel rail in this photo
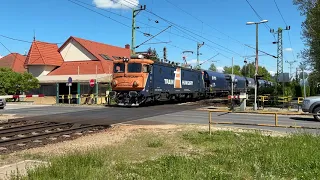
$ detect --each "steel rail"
[0,124,101,147]
[0,123,71,137]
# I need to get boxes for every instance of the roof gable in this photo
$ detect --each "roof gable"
[58,36,131,63]
[25,41,64,66]
[0,53,27,73]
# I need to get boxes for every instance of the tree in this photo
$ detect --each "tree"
[293,0,320,71]
[209,63,216,71]
[146,47,160,61]
[240,62,273,81]
[0,68,40,95]
[223,65,241,75]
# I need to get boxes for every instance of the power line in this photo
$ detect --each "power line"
[273,0,296,61]
[67,0,185,52]
[244,0,276,41]
[0,40,28,65]
[121,0,275,60]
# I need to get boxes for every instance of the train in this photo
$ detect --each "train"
[108,55,274,106]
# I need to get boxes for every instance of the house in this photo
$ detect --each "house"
[24,36,131,104]
[0,53,27,73]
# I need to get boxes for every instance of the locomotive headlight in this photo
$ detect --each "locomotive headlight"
[133,81,139,87]
[111,80,117,87]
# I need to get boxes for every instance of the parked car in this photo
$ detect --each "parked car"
[302,96,320,121]
[0,98,6,109]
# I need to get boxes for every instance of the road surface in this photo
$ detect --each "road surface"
[1,104,319,133]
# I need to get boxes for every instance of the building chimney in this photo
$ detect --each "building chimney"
[125,44,130,49]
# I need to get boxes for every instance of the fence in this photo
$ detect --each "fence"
[207,109,320,135]
[58,93,111,105]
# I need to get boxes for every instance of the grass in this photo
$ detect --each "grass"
[13,128,320,180]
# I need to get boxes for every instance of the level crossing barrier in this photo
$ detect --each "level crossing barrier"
[207,109,320,135]
[58,94,111,105]
[0,94,45,99]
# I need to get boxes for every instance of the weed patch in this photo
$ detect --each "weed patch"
[14,128,320,179]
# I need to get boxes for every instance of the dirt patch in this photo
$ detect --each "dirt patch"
[14,124,285,155]
[0,114,22,123]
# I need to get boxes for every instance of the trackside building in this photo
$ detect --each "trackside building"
[24,36,131,104]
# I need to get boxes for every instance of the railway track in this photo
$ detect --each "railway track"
[0,119,108,154]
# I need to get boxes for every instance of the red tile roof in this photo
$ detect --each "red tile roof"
[58,36,131,62]
[48,36,130,76]
[48,61,107,75]
[25,41,64,66]
[0,53,27,73]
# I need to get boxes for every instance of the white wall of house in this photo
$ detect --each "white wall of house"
[60,39,97,61]
[28,65,57,77]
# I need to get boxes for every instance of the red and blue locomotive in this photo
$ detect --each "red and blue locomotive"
[109,56,273,106]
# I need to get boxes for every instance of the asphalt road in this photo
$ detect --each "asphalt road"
[1,103,320,133]
[130,110,320,133]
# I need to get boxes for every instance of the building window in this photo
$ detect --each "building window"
[100,54,112,61]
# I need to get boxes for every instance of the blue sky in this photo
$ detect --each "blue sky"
[0,0,306,75]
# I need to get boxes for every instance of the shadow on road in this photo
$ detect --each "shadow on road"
[289,117,320,122]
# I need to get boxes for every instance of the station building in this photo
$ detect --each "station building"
[0,36,131,104]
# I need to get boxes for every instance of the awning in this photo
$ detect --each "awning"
[36,74,112,83]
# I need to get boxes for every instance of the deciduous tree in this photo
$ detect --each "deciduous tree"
[0,68,40,95]
[209,63,216,71]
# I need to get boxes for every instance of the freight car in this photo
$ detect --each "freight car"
[109,56,274,106]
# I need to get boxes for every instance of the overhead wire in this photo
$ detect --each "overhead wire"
[120,0,247,59]
[273,0,296,61]
[244,0,277,41]
[67,0,185,51]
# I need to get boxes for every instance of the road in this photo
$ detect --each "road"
[1,103,320,133]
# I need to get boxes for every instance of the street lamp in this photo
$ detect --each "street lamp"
[246,19,269,111]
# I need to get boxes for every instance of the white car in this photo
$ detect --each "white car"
[0,98,6,109]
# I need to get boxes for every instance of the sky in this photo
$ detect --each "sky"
[0,0,307,76]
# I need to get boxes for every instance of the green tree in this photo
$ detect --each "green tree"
[146,47,160,61]
[293,0,320,71]
[209,63,216,71]
[240,62,273,81]
[223,65,241,75]
[0,68,39,95]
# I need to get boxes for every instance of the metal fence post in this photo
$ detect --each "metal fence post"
[209,111,212,135]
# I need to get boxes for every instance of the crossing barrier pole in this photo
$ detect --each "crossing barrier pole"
[209,111,212,135]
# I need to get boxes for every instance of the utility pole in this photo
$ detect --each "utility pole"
[131,5,146,55]
[300,64,307,98]
[231,57,234,96]
[246,19,268,111]
[196,42,204,69]
[270,26,291,98]
[163,47,167,62]
[285,60,297,80]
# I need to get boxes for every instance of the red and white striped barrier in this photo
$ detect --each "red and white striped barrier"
[0,94,45,99]
[228,95,240,99]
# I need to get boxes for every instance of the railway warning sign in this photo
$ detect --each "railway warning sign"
[90,79,95,87]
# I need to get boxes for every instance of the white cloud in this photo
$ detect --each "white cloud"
[186,59,204,65]
[269,71,275,76]
[93,0,139,9]
[284,48,293,52]
[216,66,224,73]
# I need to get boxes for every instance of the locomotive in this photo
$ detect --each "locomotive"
[108,56,273,106]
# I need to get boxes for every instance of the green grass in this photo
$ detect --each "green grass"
[16,129,320,180]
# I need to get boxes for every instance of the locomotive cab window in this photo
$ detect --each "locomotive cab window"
[113,63,125,73]
[128,63,142,73]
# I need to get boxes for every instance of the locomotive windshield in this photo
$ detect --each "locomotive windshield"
[113,63,125,73]
[128,63,142,73]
